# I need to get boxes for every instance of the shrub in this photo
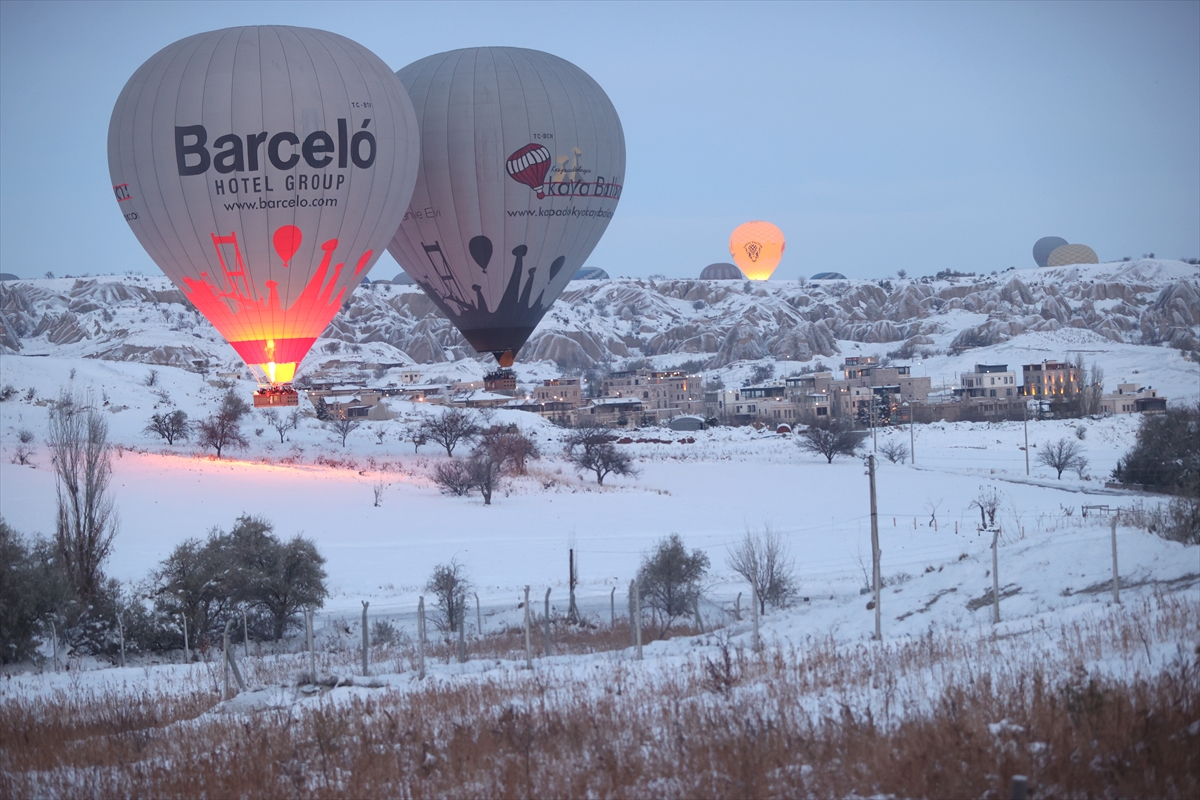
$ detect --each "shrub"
[151,515,328,646]
[425,560,470,633]
[636,533,709,636]
[797,419,867,463]
[1112,404,1199,496]
[564,426,638,485]
[0,520,70,664]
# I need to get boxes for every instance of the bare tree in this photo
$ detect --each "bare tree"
[564,426,637,485]
[879,438,909,464]
[402,425,429,454]
[727,527,796,614]
[476,426,541,475]
[328,414,361,447]
[425,560,471,633]
[47,390,118,599]
[262,408,300,443]
[969,486,1001,529]
[432,459,474,496]
[797,419,867,463]
[197,408,249,458]
[420,409,481,457]
[144,410,191,445]
[467,454,502,505]
[1038,437,1086,479]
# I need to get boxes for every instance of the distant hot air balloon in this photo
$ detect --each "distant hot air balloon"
[1032,236,1068,267]
[108,26,420,394]
[387,47,625,367]
[730,222,785,280]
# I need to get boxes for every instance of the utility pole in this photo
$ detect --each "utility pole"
[870,394,877,453]
[868,454,881,640]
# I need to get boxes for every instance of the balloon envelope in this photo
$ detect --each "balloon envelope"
[108,26,420,384]
[387,47,625,366]
[1047,243,1099,267]
[700,262,744,280]
[1032,236,1068,267]
[730,221,785,280]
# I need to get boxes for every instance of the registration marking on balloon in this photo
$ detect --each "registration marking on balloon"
[180,225,369,384]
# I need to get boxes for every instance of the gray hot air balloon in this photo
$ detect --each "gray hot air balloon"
[700,263,745,280]
[387,47,625,366]
[1033,236,1068,267]
[108,26,419,387]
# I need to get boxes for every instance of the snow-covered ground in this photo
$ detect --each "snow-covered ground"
[1,342,1195,648]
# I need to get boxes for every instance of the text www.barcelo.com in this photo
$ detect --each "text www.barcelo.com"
[507,207,613,219]
[223,197,338,211]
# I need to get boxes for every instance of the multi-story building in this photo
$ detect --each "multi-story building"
[1100,383,1168,414]
[959,364,1019,399]
[601,369,704,416]
[534,377,582,407]
[1022,360,1079,398]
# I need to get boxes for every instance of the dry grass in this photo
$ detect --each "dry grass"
[2,594,1197,798]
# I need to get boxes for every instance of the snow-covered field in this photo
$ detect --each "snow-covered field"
[1,326,1196,642]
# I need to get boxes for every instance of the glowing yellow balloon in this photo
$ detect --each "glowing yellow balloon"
[729,221,785,280]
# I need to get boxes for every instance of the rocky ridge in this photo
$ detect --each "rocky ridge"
[1,260,1196,372]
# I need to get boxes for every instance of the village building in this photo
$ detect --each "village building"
[601,368,704,417]
[1021,360,1079,398]
[1100,383,1168,414]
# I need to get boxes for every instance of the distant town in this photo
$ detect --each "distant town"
[303,355,1168,430]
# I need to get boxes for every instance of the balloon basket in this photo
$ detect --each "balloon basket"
[253,385,299,408]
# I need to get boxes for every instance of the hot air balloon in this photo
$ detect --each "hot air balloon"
[730,221,785,280]
[108,26,420,401]
[387,47,625,367]
[1032,236,1068,267]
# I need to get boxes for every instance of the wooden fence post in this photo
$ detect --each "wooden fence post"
[634,582,643,661]
[628,581,636,647]
[305,610,316,683]
[523,586,532,670]
[417,596,426,680]
[693,597,704,634]
[223,620,231,700]
[475,591,482,635]
[457,607,466,664]
[181,614,189,665]
[610,586,616,628]
[1010,774,1028,800]
[991,528,1001,625]
[242,609,249,659]
[752,584,761,653]
[361,601,370,676]
[117,613,126,668]
[49,619,58,673]
[543,587,552,656]
[1111,515,1120,604]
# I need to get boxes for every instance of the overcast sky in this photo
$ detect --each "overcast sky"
[2,0,1197,282]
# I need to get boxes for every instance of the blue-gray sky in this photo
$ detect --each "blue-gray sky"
[2,0,1197,281]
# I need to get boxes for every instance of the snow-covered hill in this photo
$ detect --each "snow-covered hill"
[2,260,1197,379]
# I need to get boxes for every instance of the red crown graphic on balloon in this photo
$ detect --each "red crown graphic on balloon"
[181,225,371,370]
